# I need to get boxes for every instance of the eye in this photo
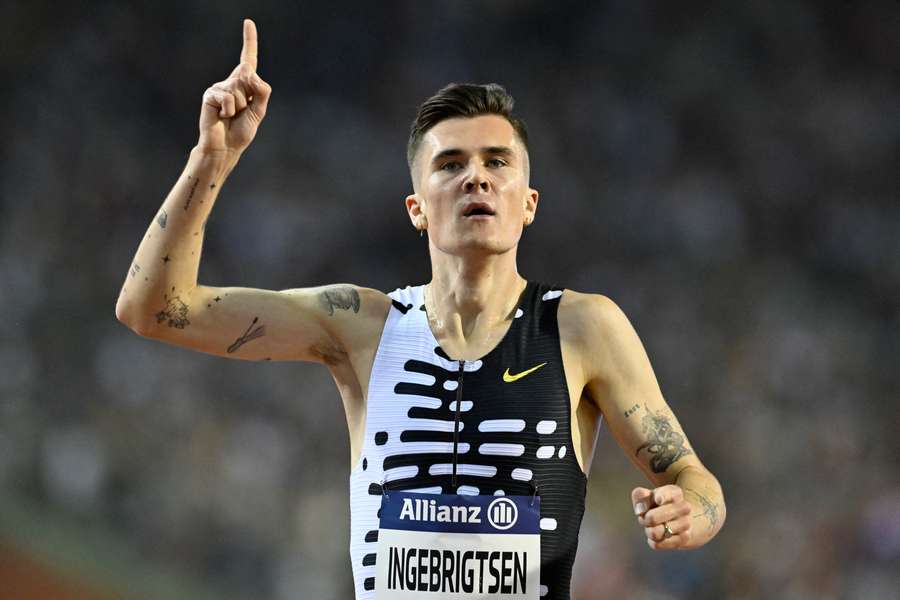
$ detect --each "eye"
[441,161,462,172]
[486,158,507,168]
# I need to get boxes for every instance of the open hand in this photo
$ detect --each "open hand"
[632,485,693,550]
[198,18,273,155]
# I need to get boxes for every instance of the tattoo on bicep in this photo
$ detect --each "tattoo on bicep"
[130,263,141,278]
[157,210,168,228]
[319,287,361,316]
[624,404,640,418]
[634,406,693,473]
[155,294,190,329]
[227,316,266,353]
[686,489,719,531]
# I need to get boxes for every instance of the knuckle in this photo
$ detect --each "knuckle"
[225,80,244,95]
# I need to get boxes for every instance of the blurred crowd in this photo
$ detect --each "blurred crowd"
[1,1,898,598]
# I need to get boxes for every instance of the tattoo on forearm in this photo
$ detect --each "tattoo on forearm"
[634,406,693,473]
[686,489,719,531]
[130,263,141,278]
[184,176,199,211]
[157,210,168,228]
[227,316,266,353]
[319,287,360,316]
[155,294,190,328]
[624,404,640,418]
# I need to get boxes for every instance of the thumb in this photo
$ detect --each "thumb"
[631,487,654,516]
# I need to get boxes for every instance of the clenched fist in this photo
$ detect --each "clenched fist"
[197,19,273,156]
[632,485,693,550]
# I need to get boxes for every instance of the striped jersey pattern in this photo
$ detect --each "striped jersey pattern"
[349,281,588,599]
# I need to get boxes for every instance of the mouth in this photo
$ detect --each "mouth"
[462,202,496,218]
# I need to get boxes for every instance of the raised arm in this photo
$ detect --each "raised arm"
[568,292,726,550]
[114,20,390,364]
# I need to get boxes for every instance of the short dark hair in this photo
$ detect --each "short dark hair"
[406,83,529,170]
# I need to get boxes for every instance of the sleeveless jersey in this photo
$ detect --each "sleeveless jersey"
[349,281,588,599]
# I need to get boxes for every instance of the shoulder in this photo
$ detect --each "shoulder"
[558,289,642,370]
[313,284,392,356]
[558,289,631,342]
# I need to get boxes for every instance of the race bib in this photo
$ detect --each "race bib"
[375,491,541,599]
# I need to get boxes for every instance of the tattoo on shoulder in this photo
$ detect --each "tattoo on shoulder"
[157,210,168,228]
[227,316,266,353]
[624,404,640,418]
[634,406,693,473]
[319,287,360,316]
[155,294,190,329]
[686,489,720,531]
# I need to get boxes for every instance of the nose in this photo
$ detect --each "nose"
[463,165,490,193]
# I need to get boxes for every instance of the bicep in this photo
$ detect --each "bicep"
[581,296,702,485]
[143,283,381,364]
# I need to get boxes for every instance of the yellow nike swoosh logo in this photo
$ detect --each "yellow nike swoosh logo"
[503,362,547,383]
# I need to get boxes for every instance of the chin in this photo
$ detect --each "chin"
[446,235,517,256]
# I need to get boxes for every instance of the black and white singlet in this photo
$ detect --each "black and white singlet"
[349,281,588,599]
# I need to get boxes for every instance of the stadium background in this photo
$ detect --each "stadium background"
[1,1,897,598]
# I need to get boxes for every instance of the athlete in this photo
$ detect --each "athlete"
[115,19,725,599]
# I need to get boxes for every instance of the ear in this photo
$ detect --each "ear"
[523,187,539,226]
[406,193,427,229]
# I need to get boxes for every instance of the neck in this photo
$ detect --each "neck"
[425,244,526,341]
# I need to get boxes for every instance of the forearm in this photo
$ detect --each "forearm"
[676,465,726,548]
[115,146,239,332]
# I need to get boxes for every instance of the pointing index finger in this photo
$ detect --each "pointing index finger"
[241,18,258,70]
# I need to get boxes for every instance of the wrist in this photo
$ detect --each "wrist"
[189,145,241,177]
[191,144,240,161]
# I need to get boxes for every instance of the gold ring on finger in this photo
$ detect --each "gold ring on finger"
[663,523,674,538]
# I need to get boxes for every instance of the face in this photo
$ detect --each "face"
[406,115,539,257]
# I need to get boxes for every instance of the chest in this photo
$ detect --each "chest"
[353,293,600,478]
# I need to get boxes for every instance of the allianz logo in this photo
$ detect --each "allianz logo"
[398,498,518,529]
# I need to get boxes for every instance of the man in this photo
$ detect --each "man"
[115,19,725,599]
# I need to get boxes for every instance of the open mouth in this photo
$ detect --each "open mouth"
[462,203,496,217]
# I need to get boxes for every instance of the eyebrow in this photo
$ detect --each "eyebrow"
[430,146,515,167]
